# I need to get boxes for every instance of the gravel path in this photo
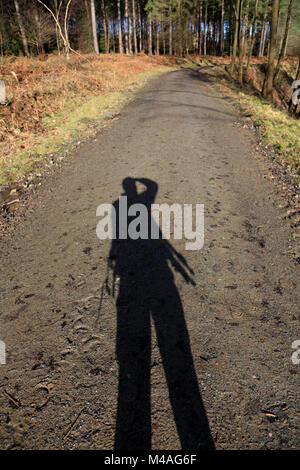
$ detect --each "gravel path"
[0,68,299,450]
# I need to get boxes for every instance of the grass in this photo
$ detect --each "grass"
[239,92,300,173]
[2,70,166,184]
[0,54,182,187]
[1,53,299,188]
[201,58,300,180]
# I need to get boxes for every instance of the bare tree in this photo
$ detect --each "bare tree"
[155,19,159,55]
[14,0,29,56]
[203,0,207,56]
[36,0,73,60]
[263,0,280,98]
[90,0,99,54]
[117,0,123,53]
[169,3,172,55]
[138,1,143,52]
[33,5,45,54]
[258,11,267,57]
[238,0,245,84]
[274,0,294,84]
[246,0,258,71]
[124,0,129,54]
[220,0,224,55]
[132,0,138,54]
[101,0,109,53]
[229,0,242,75]
[198,0,202,55]
[148,17,152,55]
[24,6,56,54]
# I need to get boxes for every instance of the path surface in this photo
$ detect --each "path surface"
[0,68,299,450]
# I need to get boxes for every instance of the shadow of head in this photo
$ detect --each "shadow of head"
[122,177,138,198]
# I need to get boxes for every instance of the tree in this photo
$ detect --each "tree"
[246,0,259,71]
[14,0,29,56]
[258,7,268,57]
[274,0,294,83]
[0,0,297,65]
[229,0,242,75]
[90,0,99,54]
[203,0,207,55]
[132,0,138,53]
[148,16,152,55]
[169,2,173,55]
[33,4,45,53]
[220,0,224,55]
[263,0,280,98]
[36,0,74,60]
[101,0,108,53]
[237,0,245,84]
[117,0,124,53]
[138,1,143,52]
[125,0,130,54]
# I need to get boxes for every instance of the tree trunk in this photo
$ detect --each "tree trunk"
[263,0,280,98]
[258,12,267,57]
[117,0,123,53]
[112,18,116,53]
[261,21,268,56]
[129,18,133,54]
[14,0,29,56]
[212,7,216,55]
[162,15,165,55]
[198,1,202,55]
[220,0,224,55]
[132,0,138,54]
[274,0,294,84]
[53,0,61,54]
[241,1,249,51]
[138,1,143,52]
[124,0,129,54]
[203,0,207,56]
[101,0,108,53]
[238,0,244,84]
[169,5,172,55]
[34,6,45,54]
[246,0,258,71]
[155,20,159,55]
[148,17,152,55]
[107,15,110,52]
[229,0,240,75]
[90,0,99,54]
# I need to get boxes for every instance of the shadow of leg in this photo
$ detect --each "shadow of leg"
[153,284,215,450]
[114,302,151,450]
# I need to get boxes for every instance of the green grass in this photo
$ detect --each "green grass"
[208,63,300,180]
[0,67,172,187]
[238,92,300,176]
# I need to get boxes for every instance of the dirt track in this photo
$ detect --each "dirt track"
[0,68,299,450]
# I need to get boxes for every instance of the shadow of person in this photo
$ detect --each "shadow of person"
[106,177,214,450]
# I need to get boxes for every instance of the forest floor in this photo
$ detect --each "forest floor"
[0,54,299,195]
[0,53,185,188]
[0,65,299,450]
[199,56,300,180]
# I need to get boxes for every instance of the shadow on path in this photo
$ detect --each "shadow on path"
[105,177,214,450]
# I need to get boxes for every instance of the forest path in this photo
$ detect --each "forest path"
[0,68,299,450]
